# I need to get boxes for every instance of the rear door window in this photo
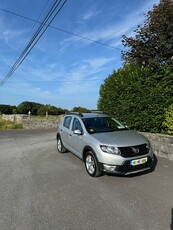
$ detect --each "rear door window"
[63,116,72,129]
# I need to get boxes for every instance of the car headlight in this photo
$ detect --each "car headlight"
[100,145,121,155]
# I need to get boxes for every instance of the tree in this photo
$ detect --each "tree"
[37,105,67,116]
[97,64,173,133]
[48,106,58,115]
[71,106,91,113]
[37,106,49,116]
[163,103,173,134]
[122,0,173,69]
[17,101,43,115]
[0,104,17,114]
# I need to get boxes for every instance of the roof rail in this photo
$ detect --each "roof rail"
[92,111,108,114]
[66,112,83,117]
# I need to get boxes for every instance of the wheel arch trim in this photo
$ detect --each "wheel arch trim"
[82,145,98,162]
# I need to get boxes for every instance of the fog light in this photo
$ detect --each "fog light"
[103,164,117,172]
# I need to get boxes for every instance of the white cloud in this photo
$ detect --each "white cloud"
[82,6,100,20]
[1,81,53,101]
[25,63,63,81]
[60,0,160,51]
[83,57,115,71]
[2,29,25,43]
[0,0,160,109]
[56,56,114,96]
[0,16,26,44]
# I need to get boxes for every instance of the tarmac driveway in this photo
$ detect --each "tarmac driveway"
[0,129,173,230]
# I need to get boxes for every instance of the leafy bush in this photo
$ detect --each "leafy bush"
[0,104,17,114]
[17,101,43,115]
[98,64,173,133]
[71,106,91,113]
[163,104,173,134]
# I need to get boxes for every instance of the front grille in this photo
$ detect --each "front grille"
[117,156,152,174]
[119,144,149,158]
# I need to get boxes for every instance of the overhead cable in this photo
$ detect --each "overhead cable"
[0,7,122,51]
[0,0,68,86]
[9,0,50,73]
[5,78,103,84]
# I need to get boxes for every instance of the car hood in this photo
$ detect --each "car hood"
[92,130,147,147]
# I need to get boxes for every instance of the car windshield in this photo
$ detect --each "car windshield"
[82,116,127,134]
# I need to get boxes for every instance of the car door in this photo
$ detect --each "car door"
[68,117,85,158]
[60,116,72,148]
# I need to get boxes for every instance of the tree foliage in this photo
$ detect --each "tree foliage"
[122,0,173,69]
[98,65,173,133]
[37,105,67,116]
[0,104,17,114]
[97,0,173,134]
[0,101,68,116]
[163,103,173,134]
[17,101,68,116]
[17,101,43,115]
[71,106,91,113]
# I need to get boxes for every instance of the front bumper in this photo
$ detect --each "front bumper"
[99,156,154,176]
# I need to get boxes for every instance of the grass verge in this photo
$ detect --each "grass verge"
[30,115,61,121]
[0,117,23,130]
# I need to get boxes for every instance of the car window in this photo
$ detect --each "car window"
[63,116,72,129]
[72,118,83,132]
[82,117,127,133]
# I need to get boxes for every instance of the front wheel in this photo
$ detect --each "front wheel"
[85,151,102,177]
[57,136,66,153]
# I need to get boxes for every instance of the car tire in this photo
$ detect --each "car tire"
[85,151,102,177]
[57,136,66,153]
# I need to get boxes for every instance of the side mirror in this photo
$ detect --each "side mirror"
[73,129,82,135]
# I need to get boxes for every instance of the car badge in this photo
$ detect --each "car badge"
[131,147,139,154]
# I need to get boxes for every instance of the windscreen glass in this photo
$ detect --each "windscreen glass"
[82,117,127,134]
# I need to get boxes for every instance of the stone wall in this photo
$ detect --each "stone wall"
[2,114,29,122]
[1,114,173,161]
[22,119,59,129]
[2,114,61,129]
[140,132,173,161]
[21,120,173,161]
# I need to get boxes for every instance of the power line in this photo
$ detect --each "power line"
[18,0,50,52]
[8,0,50,76]
[1,0,65,85]
[0,7,122,51]
[0,0,63,86]
[0,0,68,86]
[5,78,103,84]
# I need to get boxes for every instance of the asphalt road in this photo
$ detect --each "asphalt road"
[0,129,173,230]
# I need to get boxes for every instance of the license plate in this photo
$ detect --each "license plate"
[130,157,147,166]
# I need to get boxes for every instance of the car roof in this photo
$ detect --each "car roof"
[65,112,108,119]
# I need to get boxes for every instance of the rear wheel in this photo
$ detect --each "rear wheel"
[57,136,66,153]
[85,151,102,177]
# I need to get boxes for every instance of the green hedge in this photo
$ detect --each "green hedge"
[98,64,173,133]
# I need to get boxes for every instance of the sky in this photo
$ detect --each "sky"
[0,0,160,110]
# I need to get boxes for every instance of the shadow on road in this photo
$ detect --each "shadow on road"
[171,208,173,230]
[150,153,158,171]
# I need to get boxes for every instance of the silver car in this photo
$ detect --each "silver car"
[56,113,154,177]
